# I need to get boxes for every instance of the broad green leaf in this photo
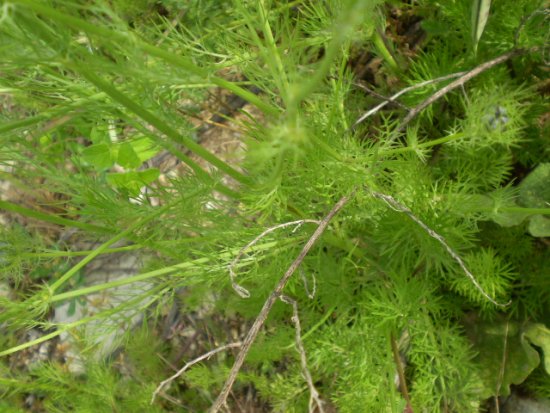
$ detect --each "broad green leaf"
[106,168,160,197]
[81,143,113,169]
[136,168,160,184]
[518,163,550,237]
[524,324,550,374]
[527,215,550,237]
[129,136,161,162]
[518,163,550,209]
[89,124,110,144]
[117,142,142,169]
[465,317,541,398]
[471,0,491,53]
[466,193,529,227]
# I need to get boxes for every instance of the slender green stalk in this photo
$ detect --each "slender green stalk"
[483,207,550,215]
[50,264,182,302]
[49,199,184,292]
[0,284,166,357]
[0,114,48,135]
[23,244,145,259]
[50,238,299,302]
[258,0,290,102]
[0,93,106,135]
[24,236,211,259]
[381,132,466,156]
[373,28,399,72]
[0,200,109,233]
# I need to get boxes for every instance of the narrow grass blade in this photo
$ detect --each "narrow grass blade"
[0,200,109,233]
[471,0,492,53]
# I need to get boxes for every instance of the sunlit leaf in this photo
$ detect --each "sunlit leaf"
[465,317,542,398]
[81,143,114,169]
[117,142,142,169]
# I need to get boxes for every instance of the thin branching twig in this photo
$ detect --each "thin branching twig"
[300,268,317,299]
[353,81,411,111]
[494,319,510,413]
[280,295,325,413]
[352,72,466,129]
[393,49,525,136]
[369,189,510,307]
[210,193,353,413]
[229,219,320,298]
[390,333,413,412]
[151,342,242,404]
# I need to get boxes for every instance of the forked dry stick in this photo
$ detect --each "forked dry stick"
[353,81,411,111]
[393,49,526,136]
[151,342,242,404]
[229,219,320,298]
[210,193,353,413]
[352,71,467,129]
[280,294,325,413]
[369,189,510,307]
[495,319,510,413]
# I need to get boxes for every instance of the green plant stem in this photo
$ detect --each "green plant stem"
[258,0,290,103]
[482,207,550,215]
[13,0,280,117]
[290,0,369,109]
[373,28,399,72]
[23,244,145,259]
[381,132,465,156]
[0,284,166,358]
[49,200,180,292]
[49,238,297,302]
[24,236,211,259]
[0,200,109,233]
[0,93,106,135]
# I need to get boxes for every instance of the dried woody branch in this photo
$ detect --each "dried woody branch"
[280,294,325,413]
[353,81,411,111]
[353,48,532,141]
[369,189,510,307]
[210,193,353,413]
[229,219,320,298]
[390,333,413,413]
[394,49,526,135]
[151,342,242,404]
[352,71,467,129]
[494,319,511,413]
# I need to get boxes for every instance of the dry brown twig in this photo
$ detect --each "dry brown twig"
[210,193,353,413]
[280,295,325,413]
[494,319,510,413]
[369,189,510,307]
[393,49,525,136]
[353,81,411,111]
[229,219,320,298]
[352,71,467,129]
[390,333,413,413]
[353,48,532,145]
[151,342,242,404]
[300,268,317,299]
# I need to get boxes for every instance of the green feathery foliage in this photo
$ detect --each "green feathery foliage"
[0,0,548,411]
